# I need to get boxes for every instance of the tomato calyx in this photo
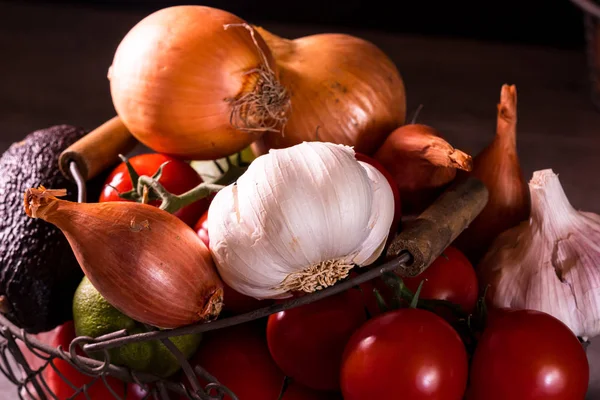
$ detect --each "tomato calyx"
[376,272,467,317]
[276,376,292,400]
[113,154,167,203]
[366,270,491,359]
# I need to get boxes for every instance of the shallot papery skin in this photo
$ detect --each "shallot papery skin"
[24,187,224,329]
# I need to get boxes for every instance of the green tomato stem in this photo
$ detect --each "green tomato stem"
[137,175,224,214]
[379,272,467,317]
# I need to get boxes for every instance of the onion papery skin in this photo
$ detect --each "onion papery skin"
[251,27,406,156]
[109,6,286,160]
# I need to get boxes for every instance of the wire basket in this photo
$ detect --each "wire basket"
[571,0,600,110]
[0,121,488,400]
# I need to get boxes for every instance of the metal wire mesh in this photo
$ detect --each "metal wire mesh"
[0,252,412,400]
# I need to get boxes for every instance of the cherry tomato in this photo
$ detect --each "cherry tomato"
[44,321,144,399]
[403,246,478,314]
[355,152,402,237]
[194,211,210,248]
[267,289,368,391]
[194,211,273,315]
[185,322,285,400]
[468,308,589,400]
[341,308,468,400]
[99,153,208,226]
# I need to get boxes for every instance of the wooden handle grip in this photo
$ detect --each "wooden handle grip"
[386,176,489,276]
[59,117,138,181]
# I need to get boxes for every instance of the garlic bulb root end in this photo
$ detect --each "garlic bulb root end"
[530,169,558,188]
[225,23,291,135]
[277,259,355,293]
[24,186,67,218]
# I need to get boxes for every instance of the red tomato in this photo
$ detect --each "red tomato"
[403,246,478,314]
[185,322,284,400]
[355,152,402,237]
[468,308,589,400]
[266,289,368,391]
[282,382,342,399]
[341,308,468,400]
[194,211,273,315]
[194,211,210,248]
[221,283,273,316]
[99,153,208,226]
[44,321,144,399]
[346,271,391,318]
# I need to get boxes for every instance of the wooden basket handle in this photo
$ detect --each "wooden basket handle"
[59,116,138,181]
[386,176,489,276]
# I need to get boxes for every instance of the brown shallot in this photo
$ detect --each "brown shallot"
[453,84,530,264]
[374,124,473,215]
[24,187,224,329]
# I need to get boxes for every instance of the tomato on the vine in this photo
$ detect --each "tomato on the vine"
[44,321,144,399]
[355,152,402,237]
[194,211,210,248]
[267,289,367,391]
[184,322,284,400]
[468,308,589,400]
[99,153,208,226]
[194,211,273,314]
[341,308,468,400]
[403,246,478,314]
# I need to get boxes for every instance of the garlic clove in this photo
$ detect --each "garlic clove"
[352,161,395,266]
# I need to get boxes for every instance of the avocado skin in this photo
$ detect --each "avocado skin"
[0,125,106,333]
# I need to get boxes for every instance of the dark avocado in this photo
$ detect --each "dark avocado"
[0,125,105,333]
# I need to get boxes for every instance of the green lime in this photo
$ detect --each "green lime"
[72,276,202,378]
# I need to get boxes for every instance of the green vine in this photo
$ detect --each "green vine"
[115,151,250,215]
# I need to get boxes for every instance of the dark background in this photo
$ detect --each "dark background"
[1,1,600,399]
[20,0,589,49]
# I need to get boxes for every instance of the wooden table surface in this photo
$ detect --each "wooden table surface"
[1,1,599,398]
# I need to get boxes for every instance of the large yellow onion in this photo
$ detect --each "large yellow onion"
[109,6,288,160]
[252,27,406,156]
[109,5,406,160]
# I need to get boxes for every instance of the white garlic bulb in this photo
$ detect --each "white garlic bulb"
[479,169,600,340]
[207,141,395,299]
